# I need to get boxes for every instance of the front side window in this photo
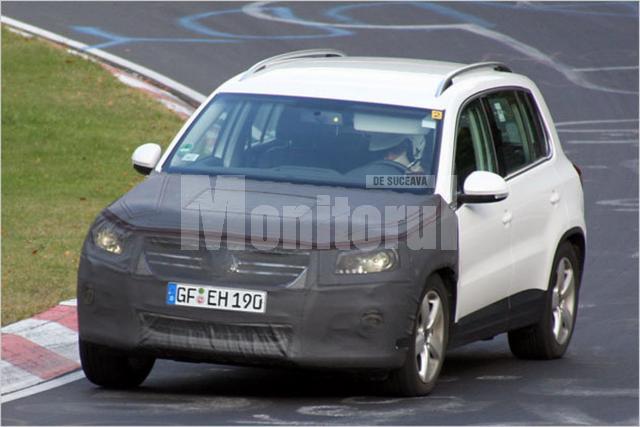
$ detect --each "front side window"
[164,94,443,193]
[454,99,497,191]
[484,90,548,176]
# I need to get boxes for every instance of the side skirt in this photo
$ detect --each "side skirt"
[449,289,546,348]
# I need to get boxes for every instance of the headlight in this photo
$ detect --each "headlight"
[92,219,125,255]
[335,249,398,274]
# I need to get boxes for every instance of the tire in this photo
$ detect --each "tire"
[508,242,581,359]
[386,275,450,396]
[79,339,155,389]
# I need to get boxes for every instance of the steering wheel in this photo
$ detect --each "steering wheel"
[367,159,408,174]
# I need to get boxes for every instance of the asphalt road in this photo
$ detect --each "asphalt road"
[2,2,639,425]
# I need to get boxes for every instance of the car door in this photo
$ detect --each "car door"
[453,98,512,331]
[482,90,558,323]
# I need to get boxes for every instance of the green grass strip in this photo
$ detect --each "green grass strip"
[1,27,184,324]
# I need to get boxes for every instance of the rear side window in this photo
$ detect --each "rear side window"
[454,99,497,191]
[519,92,548,160]
[484,91,549,176]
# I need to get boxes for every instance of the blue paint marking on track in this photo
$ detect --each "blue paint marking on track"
[72,26,237,51]
[324,2,494,28]
[70,1,634,53]
[72,2,493,50]
[74,5,351,51]
[324,3,366,25]
[476,1,638,18]
[178,7,350,40]
[411,3,494,28]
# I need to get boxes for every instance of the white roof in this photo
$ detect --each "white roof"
[216,57,521,110]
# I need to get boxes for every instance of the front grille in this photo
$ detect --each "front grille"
[141,236,309,286]
[145,251,203,271]
[228,251,307,278]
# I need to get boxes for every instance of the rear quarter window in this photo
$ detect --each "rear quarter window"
[484,90,549,176]
[518,92,549,160]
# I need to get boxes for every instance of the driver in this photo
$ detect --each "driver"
[369,133,424,173]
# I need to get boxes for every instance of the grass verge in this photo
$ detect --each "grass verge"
[1,27,184,324]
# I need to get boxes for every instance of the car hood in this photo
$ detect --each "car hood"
[106,173,443,247]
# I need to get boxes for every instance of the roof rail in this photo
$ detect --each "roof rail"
[241,49,346,80]
[435,62,511,97]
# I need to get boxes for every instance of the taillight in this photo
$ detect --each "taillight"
[572,162,583,186]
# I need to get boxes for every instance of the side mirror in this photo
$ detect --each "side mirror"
[458,171,508,204]
[132,143,162,175]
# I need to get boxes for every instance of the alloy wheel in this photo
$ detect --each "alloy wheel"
[415,290,445,383]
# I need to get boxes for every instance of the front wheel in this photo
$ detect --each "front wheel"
[508,242,581,359]
[385,275,449,396]
[80,339,155,389]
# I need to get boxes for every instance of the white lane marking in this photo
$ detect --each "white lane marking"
[0,360,42,395]
[297,405,355,417]
[581,165,608,169]
[574,65,639,72]
[476,375,521,380]
[59,299,77,306]
[596,198,638,211]
[296,404,413,419]
[297,396,491,418]
[242,2,638,95]
[556,118,639,126]
[342,396,404,405]
[533,387,638,398]
[557,128,638,133]
[15,322,80,363]
[523,403,603,425]
[0,16,207,105]
[1,370,85,403]
[566,139,638,144]
[245,414,318,425]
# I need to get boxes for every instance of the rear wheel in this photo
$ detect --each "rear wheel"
[508,242,580,359]
[386,275,449,396]
[80,339,155,388]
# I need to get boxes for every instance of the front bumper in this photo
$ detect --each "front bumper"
[77,254,419,370]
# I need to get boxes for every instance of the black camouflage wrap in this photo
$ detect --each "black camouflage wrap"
[78,173,457,369]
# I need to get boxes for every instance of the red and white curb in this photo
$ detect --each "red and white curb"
[1,300,80,398]
[102,63,196,119]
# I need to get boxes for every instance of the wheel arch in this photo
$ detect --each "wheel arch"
[430,266,458,325]
[559,227,586,280]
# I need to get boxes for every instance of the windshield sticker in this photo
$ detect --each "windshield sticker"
[177,143,194,154]
[431,110,443,120]
[181,153,199,162]
[421,117,436,129]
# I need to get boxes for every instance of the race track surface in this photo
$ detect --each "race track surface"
[2,2,639,425]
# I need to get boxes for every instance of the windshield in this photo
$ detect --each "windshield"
[164,93,443,192]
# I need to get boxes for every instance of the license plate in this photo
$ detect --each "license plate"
[166,282,266,313]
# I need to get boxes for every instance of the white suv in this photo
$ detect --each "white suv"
[79,50,586,396]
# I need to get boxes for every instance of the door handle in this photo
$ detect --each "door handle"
[502,210,513,225]
[550,190,560,205]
